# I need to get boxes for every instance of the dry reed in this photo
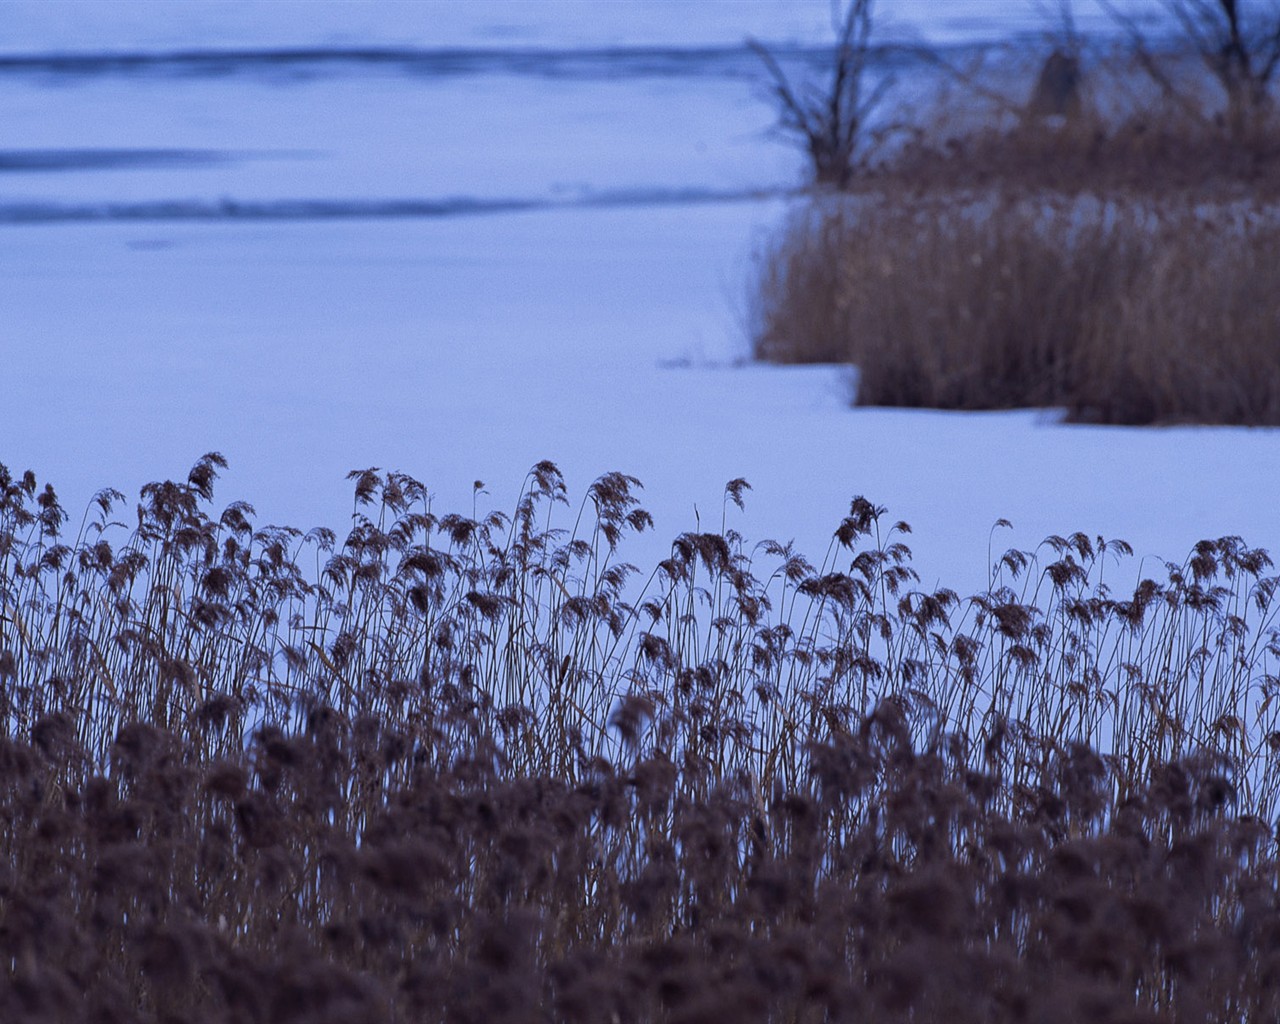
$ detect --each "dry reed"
[753,194,1280,424]
[3,458,1280,1021]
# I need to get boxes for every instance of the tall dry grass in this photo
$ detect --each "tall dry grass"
[753,194,1280,424]
[5,455,1280,808]
[4,458,1280,1020]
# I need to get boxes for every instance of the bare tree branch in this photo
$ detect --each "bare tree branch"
[747,38,814,138]
[748,0,888,189]
[1107,0,1280,132]
[1100,0,1216,124]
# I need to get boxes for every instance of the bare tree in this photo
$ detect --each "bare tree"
[749,0,893,190]
[1108,0,1280,135]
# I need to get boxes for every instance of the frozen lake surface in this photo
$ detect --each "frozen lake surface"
[0,1,1167,52]
[0,0,1267,595]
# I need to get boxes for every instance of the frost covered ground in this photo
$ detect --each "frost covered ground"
[1,0,1269,596]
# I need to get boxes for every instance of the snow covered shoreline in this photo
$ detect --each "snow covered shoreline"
[5,201,1276,598]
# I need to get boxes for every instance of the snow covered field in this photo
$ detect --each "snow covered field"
[1,0,1269,596]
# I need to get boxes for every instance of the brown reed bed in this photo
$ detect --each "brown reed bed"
[751,35,1280,426]
[3,457,1280,1021]
[752,191,1280,425]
